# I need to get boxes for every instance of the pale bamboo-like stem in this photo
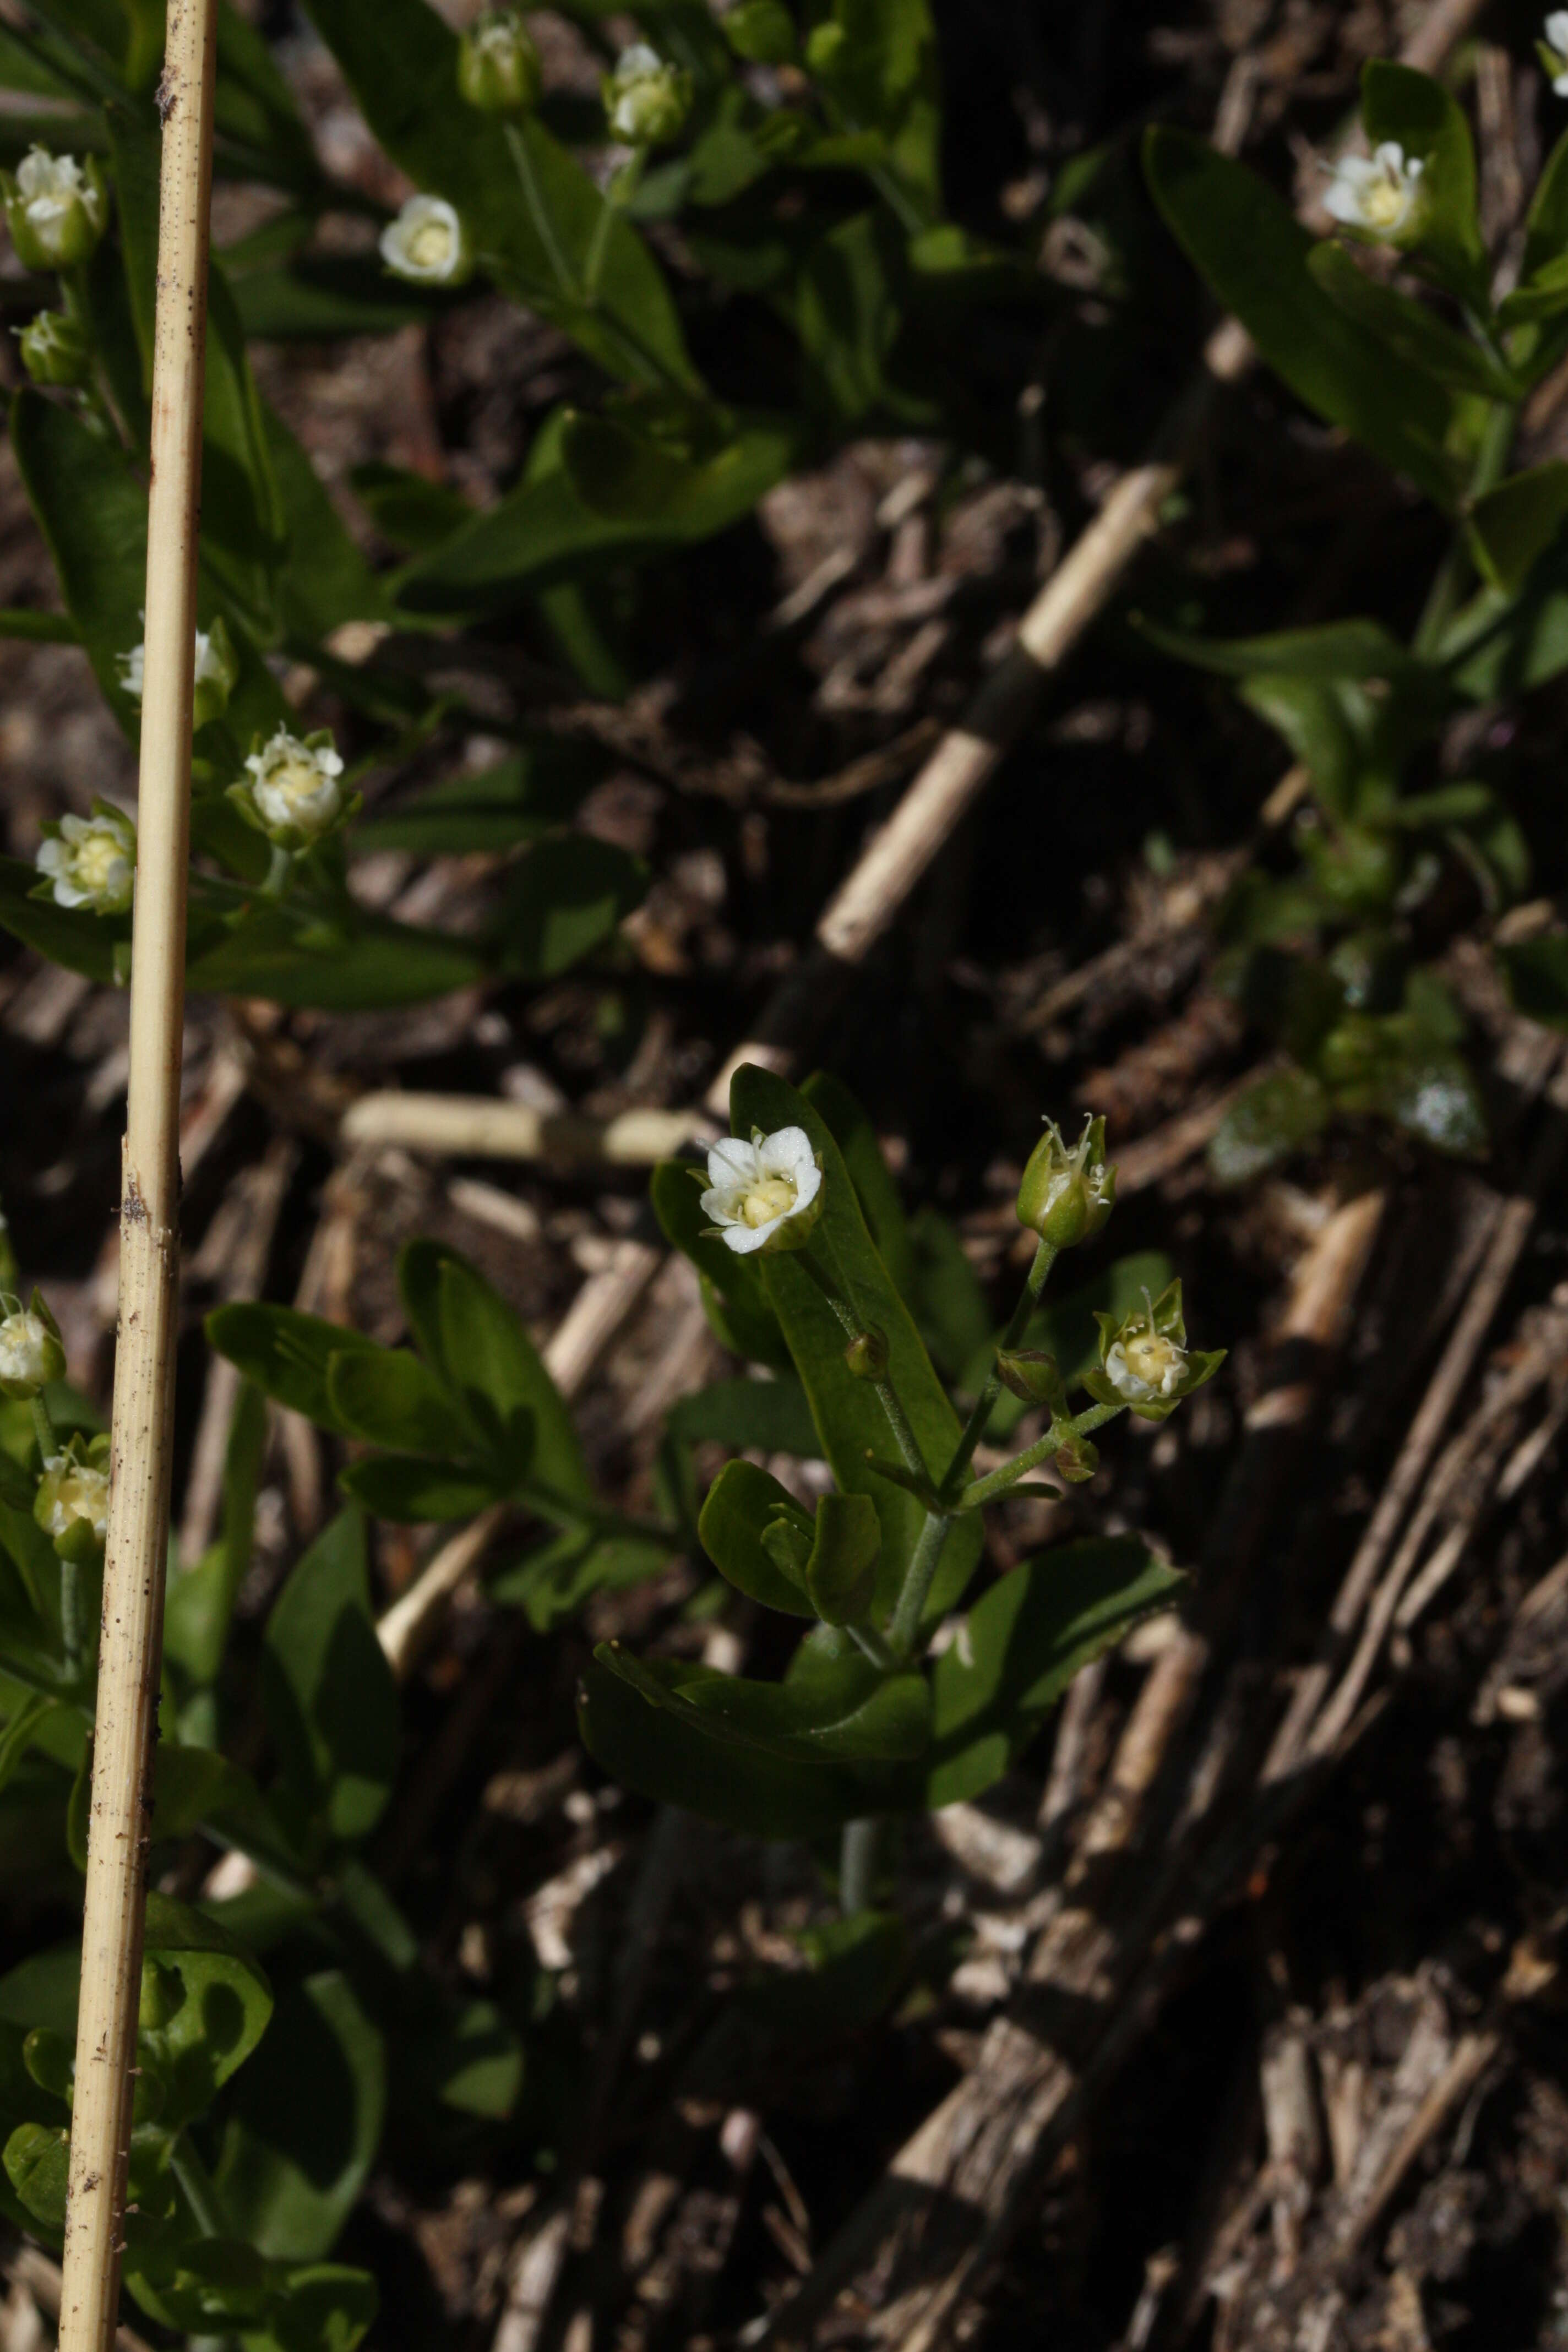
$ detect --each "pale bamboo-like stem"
[57,2,217,2346]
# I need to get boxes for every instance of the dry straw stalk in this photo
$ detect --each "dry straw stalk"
[57,1,218,2345]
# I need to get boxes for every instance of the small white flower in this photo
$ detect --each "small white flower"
[38,1452,108,1543]
[242,727,346,845]
[6,146,108,269]
[603,44,692,145]
[1545,12,1568,93]
[1104,1323,1189,1404]
[35,803,137,914]
[1321,141,1425,240]
[379,194,469,286]
[700,1125,823,1255]
[0,1310,55,1395]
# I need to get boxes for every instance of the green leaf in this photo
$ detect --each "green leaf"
[731,1064,983,1627]
[184,905,489,1011]
[1135,609,1422,682]
[1208,1065,1332,1186]
[491,834,647,981]
[336,1456,504,1523]
[206,1304,383,1438]
[736,1912,907,2045]
[1143,127,1460,510]
[578,1649,889,1837]
[667,1375,821,1458]
[355,744,601,856]
[806,0,941,220]
[805,1491,880,1626]
[214,0,318,182]
[346,459,476,553]
[260,1512,399,1844]
[0,609,78,643]
[398,1241,589,1498]
[906,1206,991,1384]
[698,1460,817,1616]
[3,2120,68,2231]
[244,2261,379,2352]
[137,1890,275,2124]
[233,254,444,341]
[165,1381,267,1695]
[325,1349,480,1463]
[1308,241,1517,398]
[595,1637,929,1762]
[265,404,394,639]
[651,1157,791,1369]
[216,1969,385,2262]
[1360,59,1485,304]
[0,854,126,985]
[925,1540,1185,1807]
[559,407,797,531]
[1238,673,1374,821]
[399,1995,522,2121]
[10,388,148,720]
[795,209,906,422]
[1523,124,1568,283]
[490,1527,670,1631]
[1466,462,1568,593]
[303,0,696,390]
[801,1070,916,1302]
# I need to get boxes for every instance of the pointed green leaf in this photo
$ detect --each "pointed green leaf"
[260,1512,399,1844]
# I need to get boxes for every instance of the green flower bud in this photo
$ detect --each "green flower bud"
[2,148,108,271]
[18,307,88,386]
[458,9,542,113]
[228,726,357,852]
[117,613,239,731]
[35,1433,111,1561]
[1082,1281,1225,1424]
[995,1347,1066,1412]
[1016,1113,1115,1248]
[32,800,136,916]
[0,1289,65,1400]
[602,45,693,146]
[845,1324,889,1379]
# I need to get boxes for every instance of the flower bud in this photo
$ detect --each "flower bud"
[118,614,239,731]
[995,1347,1066,1413]
[0,1291,65,1400]
[2,148,108,271]
[35,1434,111,1561]
[228,726,355,851]
[721,0,797,63]
[379,193,471,286]
[33,801,136,916]
[458,9,541,114]
[845,1325,889,1380]
[602,45,693,147]
[1016,1114,1115,1248]
[18,307,88,386]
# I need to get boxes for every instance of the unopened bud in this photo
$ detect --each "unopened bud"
[602,45,692,146]
[1016,1113,1115,1248]
[18,307,88,386]
[845,1325,889,1380]
[2,148,108,271]
[995,1347,1066,1412]
[458,10,541,114]
[35,1434,110,1561]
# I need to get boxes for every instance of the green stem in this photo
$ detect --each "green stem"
[940,1239,1056,1502]
[30,1395,54,1464]
[59,1556,81,1682]
[847,1621,896,1671]
[888,1506,952,1660]
[504,118,578,298]
[961,1400,1124,1513]
[170,2131,230,2239]
[1413,397,1518,658]
[839,1814,880,1914]
[583,148,644,303]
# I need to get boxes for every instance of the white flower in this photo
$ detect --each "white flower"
[1545,12,1568,92]
[1321,141,1425,239]
[38,1452,108,1543]
[35,803,137,914]
[4,146,107,269]
[240,727,346,846]
[602,44,692,145]
[700,1125,824,1255]
[0,1309,57,1397]
[1104,1323,1189,1404]
[379,194,469,286]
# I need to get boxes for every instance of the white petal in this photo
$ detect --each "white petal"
[707,1136,760,1186]
[698,1185,742,1227]
[1549,11,1568,45]
[788,1157,822,1218]
[756,1124,812,1178]
[1371,141,1407,173]
[1555,67,1568,94]
[719,1218,773,1255]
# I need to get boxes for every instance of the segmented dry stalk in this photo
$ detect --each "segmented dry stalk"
[57,3,217,2345]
